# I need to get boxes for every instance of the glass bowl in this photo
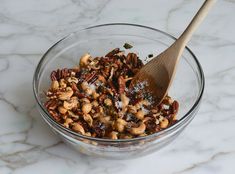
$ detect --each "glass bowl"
[33,23,204,159]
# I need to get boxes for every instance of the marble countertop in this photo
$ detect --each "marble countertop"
[0,0,234,173]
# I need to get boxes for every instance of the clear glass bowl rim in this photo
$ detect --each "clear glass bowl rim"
[33,23,205,143]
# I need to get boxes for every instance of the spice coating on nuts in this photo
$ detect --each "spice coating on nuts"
[44,47,179,139]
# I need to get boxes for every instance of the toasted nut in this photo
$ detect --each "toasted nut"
[151,109,158,114]
[66,87,72,91]
[153,113,160,117]
[173,114,177,121]
[92,91,100,99]
[100,116,111,124]
[164,96,173,105]
[67,77,78,84]
[81,98,90,103]
[68,111,79,119]
[104,98,112,106]
[58,90,73,100]
[81,81,89,90]
[141,100,150,106]
[123,135,133,139]
[115,118,127,133]
[98,75,106,83]
[72,123,85,135]
[85,88,93,95]
[134,102,142,110]
[120,94,129,111]
[63,97,78,110]
[117,118,127,125]
[135,110,145,120]
[116,124,125,133]
[91,109,95,114]
[63,118,73,128]
[109,131,118,139]
[58,106,67,114]
[143,117,151,123]
[51,80,59,90]
[158,115,164,122]
[160,118,169,129]
[82,103,92,114]
[85,132,91,136]
[99,106,104,113]
[129,123,146,135]
[172,101,179,114]
[139,133,147,137]
[128,105,137,114]
[83,114,93,126]
[79,53,91,66]
[59,79,67,88]
[71,71,76,76]
[92,100,99,107]
[155,119,160,125]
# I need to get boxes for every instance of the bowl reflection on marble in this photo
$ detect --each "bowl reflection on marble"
[33,23,204,159]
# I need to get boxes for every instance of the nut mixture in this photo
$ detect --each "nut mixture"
[44,47,179,139]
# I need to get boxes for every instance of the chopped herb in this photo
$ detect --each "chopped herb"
[123,43,133,49]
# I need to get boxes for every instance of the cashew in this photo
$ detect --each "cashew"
[139,133,147,137]
[79,53,91,66]
[63,97,78,110]
[160,118,169,129]
[99,106,104,113]
[99,116,111,124]
[70,71,76,76]
[143,117,151,123]
[85,88,93,95]
[155,119,160,125]
[115,118,127,133]
[85,132,91,136]
[83,114,93,126]
[135,110,145,120]
[129,123,146,135]
[63,118,73,128]
[92,100,99,107]
[58,106,67,114]
[72,123,85,135]
[58,90,73,100]
[67,77,78,84]
[120,94,129,111]
[92,91,100,99]
[59,79,67,88]
[104,98,112,106]
[128,105,137,114]
[153,113,161,117]
[68,111,79,119]
[81,98,90,103]
[82,103,92,114]
[51,80,59,90]
[141,100,150,106]
[81,81,89,91]
[151,109,158,114]
[158,115,164,122]
[134,102,142,110]
[109,131,118,139]
[91,109,95,114]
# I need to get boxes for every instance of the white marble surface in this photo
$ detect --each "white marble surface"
[0,0,235,173]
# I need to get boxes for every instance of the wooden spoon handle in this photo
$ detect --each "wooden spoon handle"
[178,0,216,47]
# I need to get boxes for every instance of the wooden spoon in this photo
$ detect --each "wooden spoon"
[130,0,216,105]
